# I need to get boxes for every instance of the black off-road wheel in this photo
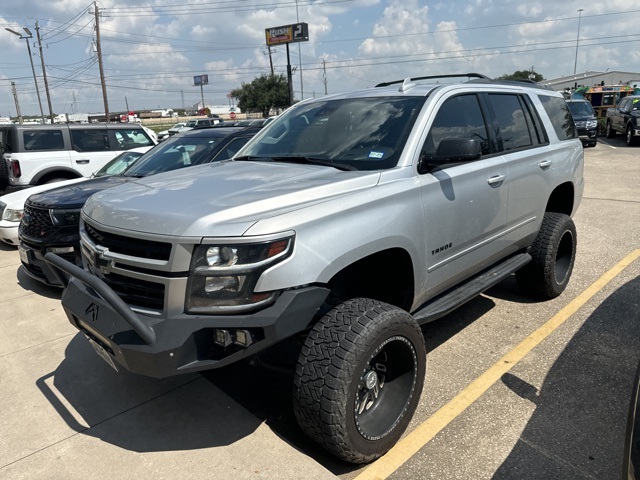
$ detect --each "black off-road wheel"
[293,298,426,464]
[516,212,577,299]
[605,121,616,138]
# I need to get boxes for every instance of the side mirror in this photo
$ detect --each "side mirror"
[419,137,482,173]
[435,137,482,162]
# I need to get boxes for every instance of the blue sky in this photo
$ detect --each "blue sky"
[1,0,640,117]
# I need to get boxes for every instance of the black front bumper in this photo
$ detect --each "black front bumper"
[45,253,329,378]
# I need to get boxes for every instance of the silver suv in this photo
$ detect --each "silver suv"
[46,74,584,463]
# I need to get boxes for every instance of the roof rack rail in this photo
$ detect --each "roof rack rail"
[466,78,553,90]
[375,73,490,88]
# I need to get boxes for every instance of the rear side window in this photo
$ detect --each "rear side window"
[538,95,577,141]
[71,129,109,152]
[488,94,544,152]
[111,129,154,149]
[23,130,65,151]
[211,136,252,161]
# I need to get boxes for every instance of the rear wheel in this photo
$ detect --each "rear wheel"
[605,121,616,138]
[293,298,426,463]
[626,125,638,146]
[517,212,577,299]
[43,177,69,185]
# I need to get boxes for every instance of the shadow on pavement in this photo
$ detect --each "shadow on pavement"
[16,265,63,299]
[494,274,640,478]
[36,334,263,452]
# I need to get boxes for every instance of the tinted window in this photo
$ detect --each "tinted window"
[212,136,252,161]
[489,94,535,151]
[111,128,154,149]
[538,95,577,141]
[70,129,109,152]
[423,94,490,160]
[23,130,65,151]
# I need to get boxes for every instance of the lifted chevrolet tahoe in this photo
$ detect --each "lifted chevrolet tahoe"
[45,73,584,463]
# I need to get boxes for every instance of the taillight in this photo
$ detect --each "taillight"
[10,160,20,178]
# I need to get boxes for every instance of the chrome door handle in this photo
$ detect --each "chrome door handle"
[75,159,90,164]
[539,160,552,169]
[487,174,505,186]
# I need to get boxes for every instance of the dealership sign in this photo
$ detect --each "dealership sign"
[265,23,309,46]
[193,75,209,86]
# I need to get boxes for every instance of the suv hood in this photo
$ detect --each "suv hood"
[83,160,381,237]
[27,176,133,210]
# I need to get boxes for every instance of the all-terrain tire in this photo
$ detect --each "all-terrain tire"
[293,298,426,464]
[516,212,577,299]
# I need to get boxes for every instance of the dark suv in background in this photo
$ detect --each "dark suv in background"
[19,126,260,286]
[566,99,598,147]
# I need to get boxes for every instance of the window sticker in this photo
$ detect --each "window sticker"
[368,151,384,159]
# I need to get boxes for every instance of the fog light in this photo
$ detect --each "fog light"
[47,246,75,254]
[214,329,233,347]
[234,329,253,347]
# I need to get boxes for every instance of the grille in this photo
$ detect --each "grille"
[98,270,165,311]
[21,204,56,239]
[85,223,171,261]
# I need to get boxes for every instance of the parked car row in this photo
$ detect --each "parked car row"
[0,146,152,247]
[4,126,261,286]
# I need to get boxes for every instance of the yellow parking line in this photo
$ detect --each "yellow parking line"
[355,249,640,480]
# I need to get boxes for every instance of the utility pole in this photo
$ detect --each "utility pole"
[268,46,274,76]
[35,21,54,123]
[322,59,328,95]
[93,2,110,122]
[295,0,303,100]
[5,27,45,123]
[11,82,23,124]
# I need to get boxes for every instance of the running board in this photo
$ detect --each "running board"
[412,253,531,325]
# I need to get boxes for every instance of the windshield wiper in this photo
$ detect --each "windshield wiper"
[235,155,357,171]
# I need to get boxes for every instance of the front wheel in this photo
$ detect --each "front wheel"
[293,298,426,464]
[516,212,577,299]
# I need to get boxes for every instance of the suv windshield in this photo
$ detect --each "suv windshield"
[567,101,595,117]
[240,96,425,170]
[123,134,223,177]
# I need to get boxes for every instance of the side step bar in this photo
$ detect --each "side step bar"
[413,252,531,325]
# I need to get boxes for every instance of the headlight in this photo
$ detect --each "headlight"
[186,235,294,314]
[586,120,598,128]
[49,209,81,227]
[3,208,24,222]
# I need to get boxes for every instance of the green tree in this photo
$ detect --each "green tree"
[230,74,290,117]
[497,70,544,82]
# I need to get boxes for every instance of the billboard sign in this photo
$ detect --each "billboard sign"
[265,23,309,46]
[193,75,209,86]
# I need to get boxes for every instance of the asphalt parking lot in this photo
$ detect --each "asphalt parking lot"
[1,135,639,479]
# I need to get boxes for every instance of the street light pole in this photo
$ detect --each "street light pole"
[573,9,584,75]
[6,27,45,123]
